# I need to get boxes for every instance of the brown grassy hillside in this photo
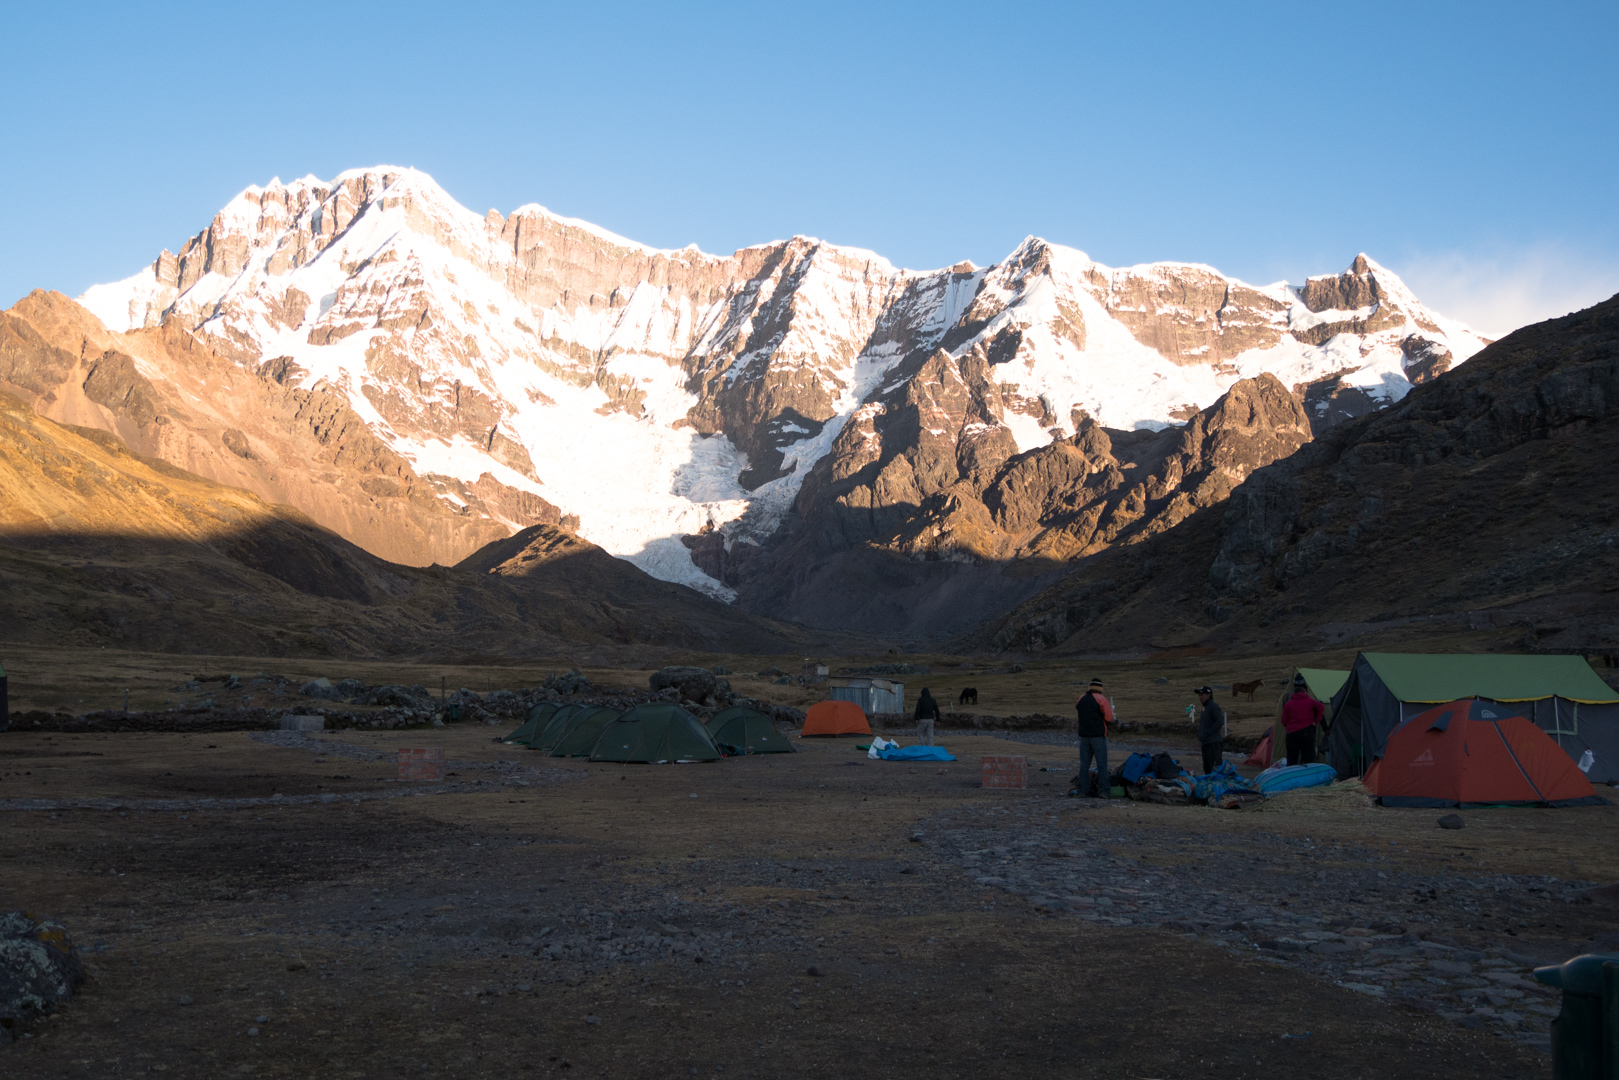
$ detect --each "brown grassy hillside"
[0,391,816,657]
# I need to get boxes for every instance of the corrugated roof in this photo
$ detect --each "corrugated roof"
[1360,653,1619,704]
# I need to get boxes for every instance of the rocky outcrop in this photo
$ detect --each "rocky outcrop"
[705,367,1313,636]
[1401,334,1454,384]
[648,666,735,708]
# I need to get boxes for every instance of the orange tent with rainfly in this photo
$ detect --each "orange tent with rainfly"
[1364,700,1606,808]
[801,700,871,737]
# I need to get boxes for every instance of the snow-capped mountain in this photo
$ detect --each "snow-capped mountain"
[78,167,1487,602]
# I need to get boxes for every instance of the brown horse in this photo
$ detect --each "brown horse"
[1232,678,1265,701]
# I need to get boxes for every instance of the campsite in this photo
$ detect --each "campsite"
[4,3,1616,1074]
[5,642,1619,1079]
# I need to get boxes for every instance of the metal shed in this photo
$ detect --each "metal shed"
[828,677,904,716]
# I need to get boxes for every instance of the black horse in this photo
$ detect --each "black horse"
[958,687,978,706]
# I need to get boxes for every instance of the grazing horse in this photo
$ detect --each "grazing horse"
[1232,678,1265,701]
[959,687,978,706]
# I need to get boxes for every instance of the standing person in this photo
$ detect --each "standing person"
[1281,672,1326,767]
[1194,686,1226,774]
[914,687,941,746]
[1075,678,1114,798]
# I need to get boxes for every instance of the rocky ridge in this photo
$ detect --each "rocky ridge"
[68,168,1486,615]
[976,292,1619,655]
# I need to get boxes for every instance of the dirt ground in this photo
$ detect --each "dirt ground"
[5,665,1614,1078]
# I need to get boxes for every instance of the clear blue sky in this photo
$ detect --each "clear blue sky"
[3,1,1615,336]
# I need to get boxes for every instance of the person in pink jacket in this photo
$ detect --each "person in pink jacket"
[1280,673,1326,766]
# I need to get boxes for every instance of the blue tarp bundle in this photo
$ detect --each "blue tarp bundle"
[1191,761,1260,803]
[1256,762,1336,796]
[876,745,957,762]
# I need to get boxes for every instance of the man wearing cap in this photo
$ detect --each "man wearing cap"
[1281,673,1326,766]
[1075,678,1114,797]
[1194,686,1226,774]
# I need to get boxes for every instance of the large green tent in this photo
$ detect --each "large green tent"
[589,705,720,763]
[548,707,623,758]
[505,702,561,746]
[528,704,585,751]
[706,706,795,754]
[1327,653,1619,782]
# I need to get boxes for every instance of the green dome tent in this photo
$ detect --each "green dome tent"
[505,702,561,746]
[525,703,584,751]
[706,706,795,754]
[549,707,623,758]
[589,705,720,763]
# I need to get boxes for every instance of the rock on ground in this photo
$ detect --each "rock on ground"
[0,911,83,1042]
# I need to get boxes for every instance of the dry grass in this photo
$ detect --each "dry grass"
[1245,777,1377,816]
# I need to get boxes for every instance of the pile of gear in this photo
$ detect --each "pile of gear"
[1070,750,1335,808]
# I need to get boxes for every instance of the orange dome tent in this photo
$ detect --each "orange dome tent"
[802,700,871,737]
[1364,699,1604,808]
[1245,728,1275,768]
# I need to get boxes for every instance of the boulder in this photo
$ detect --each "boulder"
[299,677,344,701]
[0,911,83,1042]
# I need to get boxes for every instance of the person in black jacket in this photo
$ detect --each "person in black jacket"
[1074,678,1114,797]
[1195,685,1226,774]
[914,688,941,746]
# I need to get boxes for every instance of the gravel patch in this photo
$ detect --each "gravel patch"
[250,731,390,760]
[928,801,1581,1049]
